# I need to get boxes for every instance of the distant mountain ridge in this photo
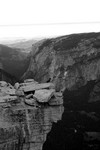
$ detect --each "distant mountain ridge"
[7,39,38,53]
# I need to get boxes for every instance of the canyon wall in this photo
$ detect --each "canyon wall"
[22,33,100,92]
[0,103,64,150]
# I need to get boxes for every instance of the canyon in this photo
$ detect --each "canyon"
[1,32,100,149]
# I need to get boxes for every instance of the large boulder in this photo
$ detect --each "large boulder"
[34,89,55,103]
[20,82,55,92]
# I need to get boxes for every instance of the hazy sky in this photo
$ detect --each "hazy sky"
[0,0,100,40]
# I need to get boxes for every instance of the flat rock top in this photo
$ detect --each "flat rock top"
[20,82,55,92]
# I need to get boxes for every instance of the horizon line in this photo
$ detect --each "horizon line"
[0,22,100,27]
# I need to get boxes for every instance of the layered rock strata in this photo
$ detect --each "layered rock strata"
[0,80,64,150]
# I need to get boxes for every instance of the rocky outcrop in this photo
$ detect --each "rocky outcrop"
[0,104,64,150]
[0,80,64,150]
[22,32,100,92]
[0,79,63,106]
[0,96,64,150]
[21,33,100,149]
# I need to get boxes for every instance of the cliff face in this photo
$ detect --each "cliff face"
[1,33,100,150]
[0,103,64,150]
[22,32,100,92]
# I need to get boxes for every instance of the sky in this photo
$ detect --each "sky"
[0,0,100,41]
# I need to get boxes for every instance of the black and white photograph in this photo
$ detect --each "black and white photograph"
[0,0,100,149]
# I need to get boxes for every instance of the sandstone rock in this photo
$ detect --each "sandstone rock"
[0,95,17,103]
[0,80,63,149]
[0,81,20,106]
[19,79,38,88]
[25,93,34,99]
[20,82,55,92]
[0,81,16,104]
[0,81,7,87]
[34,89,55,103]
[54,92,63,97]
[0,86,16,95]
[14,82,20,89]
[15,89,24,97]
[0,102,64,150]
[24,98,39,107]
[24,78,37,83]
[49,97,63,106]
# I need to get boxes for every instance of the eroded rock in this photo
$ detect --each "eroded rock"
[0,103,64,150]
[0,79,64,150]
[34,89,55,103]
[20,82,55,92]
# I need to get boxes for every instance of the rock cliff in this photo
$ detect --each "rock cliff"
[22,32,100,92]
[0,80,64,150]
[21,33,100,149]
[1,32,100,149]
[0,98,64,150]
